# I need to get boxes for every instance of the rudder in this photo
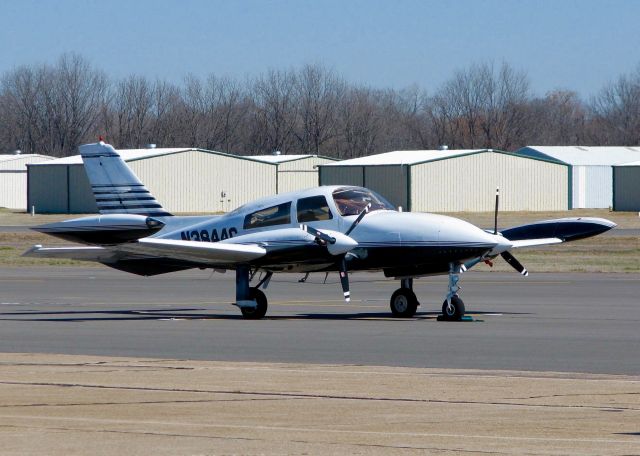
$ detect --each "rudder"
[80,142,172,217]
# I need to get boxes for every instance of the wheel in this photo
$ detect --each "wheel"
[441,295,465,321]
[240,288,268,319]
[390,288,418,317]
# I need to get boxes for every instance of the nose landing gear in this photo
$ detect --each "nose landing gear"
[440,264,466,321]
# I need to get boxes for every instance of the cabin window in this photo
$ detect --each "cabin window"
[297,195,333,223]
[332,187,395,216]
[243,202,292,229]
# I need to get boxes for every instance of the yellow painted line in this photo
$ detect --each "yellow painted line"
[0,279,44,282]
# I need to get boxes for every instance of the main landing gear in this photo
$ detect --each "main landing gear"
[390,278,419,317]
[236,266,271,320]
[390,264,467,321]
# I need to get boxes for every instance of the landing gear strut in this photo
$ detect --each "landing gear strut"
[236,266,271,320]
[440,264,466,321]
[390,278,419,317]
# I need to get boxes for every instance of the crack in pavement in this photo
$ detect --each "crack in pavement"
[1,380,638,412]
[0,397,307,408]
[0,423,594,454]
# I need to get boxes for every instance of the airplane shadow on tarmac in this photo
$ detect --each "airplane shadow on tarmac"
[0,307,531,322]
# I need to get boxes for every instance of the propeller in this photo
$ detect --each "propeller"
[500,251,529,276]
[345,203,371,235]
[302,224,335,245]
[493,187,529,277]
[493,187,499,235]
[300,204,370,302]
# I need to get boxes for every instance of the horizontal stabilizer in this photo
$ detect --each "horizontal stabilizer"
[22,245,117,262]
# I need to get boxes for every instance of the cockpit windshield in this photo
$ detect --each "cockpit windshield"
[332,187,395,216]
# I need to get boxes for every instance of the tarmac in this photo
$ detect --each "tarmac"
[0,353,639,455]
[0,267,639,374]
[0,266,639,454]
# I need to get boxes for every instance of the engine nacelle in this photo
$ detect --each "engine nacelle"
[32,214,165,245]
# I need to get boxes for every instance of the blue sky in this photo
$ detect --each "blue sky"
[1,0,638,96]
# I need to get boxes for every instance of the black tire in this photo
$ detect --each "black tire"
[390,288,418,317]
[441,295,465,321]
[240,288,268,320]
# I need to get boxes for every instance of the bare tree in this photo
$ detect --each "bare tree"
[336,87,381,158]
[590,66,640,145]
[250,69,298,154]
[46,54,108,156]
[294,64,345,154]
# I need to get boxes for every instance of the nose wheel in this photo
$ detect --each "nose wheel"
[441,295,465,321]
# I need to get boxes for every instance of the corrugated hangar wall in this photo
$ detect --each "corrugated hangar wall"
[276,156,336,193]
[410,152,569,212]
[127,152,275,213]
[319,166,364,187]
[320,151,569,211]
[613,166,640,211]
[28,150,277,214]
[28,165,70,213]
[0,155,53,210]
[571,166,612,209]
[319,164,409,209]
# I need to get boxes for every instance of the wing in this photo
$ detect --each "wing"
[120,238,266,264]
[509,238,563,248]
[23,239,266,266]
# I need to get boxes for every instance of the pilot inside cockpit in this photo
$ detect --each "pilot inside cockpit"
[332,187,395,216]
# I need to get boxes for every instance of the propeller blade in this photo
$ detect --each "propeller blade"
[338,256,350,302]
[500,251,529,276]
[345,203,371,236]
[494,187,499,235]
[300,225,358,255]
[300,224,335,245]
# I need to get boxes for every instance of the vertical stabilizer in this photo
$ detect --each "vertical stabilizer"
[80,142,172,216]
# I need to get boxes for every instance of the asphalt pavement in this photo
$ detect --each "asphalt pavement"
[0,266,638,374]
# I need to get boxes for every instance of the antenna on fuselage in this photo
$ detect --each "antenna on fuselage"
[493,187,499,235]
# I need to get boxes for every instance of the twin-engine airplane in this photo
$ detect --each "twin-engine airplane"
[25,142,616,320]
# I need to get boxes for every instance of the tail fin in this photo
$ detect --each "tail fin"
[80,142,172,217]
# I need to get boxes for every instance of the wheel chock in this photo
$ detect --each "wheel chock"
[436,315,478,322]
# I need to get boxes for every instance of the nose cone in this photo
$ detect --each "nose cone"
[351,211,498,250]
[322,229,359,255]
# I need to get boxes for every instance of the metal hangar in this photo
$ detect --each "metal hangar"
[319,149,569,212]
[516,146,640,209]
[27,148,276,214]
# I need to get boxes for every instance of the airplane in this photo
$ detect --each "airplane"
[24,141,617,320]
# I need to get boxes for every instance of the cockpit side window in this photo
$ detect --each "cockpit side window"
[332,187,395,216]
[243,202,292,229]
[297,195,333,223]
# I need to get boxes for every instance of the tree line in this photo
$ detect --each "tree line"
[1,54,638,158]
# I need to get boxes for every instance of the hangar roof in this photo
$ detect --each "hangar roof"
[28,148,273,166]
[320,149,505,166]
[0,154,52,163]
[617,160,640,166]
[517,146,640,166]
[246,154,336,163]
[0,154,54,169]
